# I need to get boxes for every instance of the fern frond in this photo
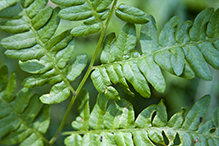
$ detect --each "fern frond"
[0,1,88,104]
[0,66,50,146]
[51,0,113,36]
[92,7,219,99]
[64,90,219,146]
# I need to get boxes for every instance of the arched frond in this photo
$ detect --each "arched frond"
[0,0,88,104]
[91,8,219,99]
[0,66,50,146]
[65,90,219,146]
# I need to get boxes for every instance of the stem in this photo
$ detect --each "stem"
[48,0,118,145]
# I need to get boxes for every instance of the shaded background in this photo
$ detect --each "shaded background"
[0,0,219,145]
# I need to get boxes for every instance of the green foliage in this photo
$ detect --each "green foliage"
[0,0,219,146]
[92,7,219,99]
[51,0,113,37]
[65,91,219,146]
[0,66,50,145]
[0,0,88,104]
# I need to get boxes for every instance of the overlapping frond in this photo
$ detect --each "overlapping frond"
[0,0,88,104]
[51,0,113,37]
[0,66,50,146]
[91,7,219,99]
[65,90,219,146]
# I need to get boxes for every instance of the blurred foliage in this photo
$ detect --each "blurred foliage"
[0,0,219,145]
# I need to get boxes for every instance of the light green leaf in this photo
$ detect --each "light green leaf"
[40,81,70,104]
[115,23,136,61]
[133,130,155,146]
[0,0,17,11]
[51,0,85,7]
[64,134,82,146]
[138,56,166,93]
[1,30,36,50]
[170,47,185,76]
[207,8,219,38]
[72,89,90,130]
[182,95,211,131]
[104,99,134,129]
[159,16,178,46]
[64,54,88,81]
[114,132,133,146]
[189,8,214,41]
[100,33,117,64]
[152,99,167,127]
[89,94,108,130]
[122,61,150,98]
[183,45,212,80]
[71,22,102,37]
[115,4,149,24]
[135,105,156,128]
[59,3,92,21]
[140,15,159,54]
[92,0,113,12]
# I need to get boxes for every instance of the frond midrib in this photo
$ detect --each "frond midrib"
[93,36,219,69]
[62,126,218,139]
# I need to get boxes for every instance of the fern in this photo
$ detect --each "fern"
[51,0,113,37]
[0,0,88,104]
[0,0,219,146]
[0,66,50,145]
[64,90,219,146]
[91,8,219,99]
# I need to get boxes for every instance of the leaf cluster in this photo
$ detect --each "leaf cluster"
[0,0,219,146]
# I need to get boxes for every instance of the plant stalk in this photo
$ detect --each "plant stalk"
[48,0,118,145]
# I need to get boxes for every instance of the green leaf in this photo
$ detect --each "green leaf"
[52,0,112,36]
[138,56,166,93]
[183,45,212,80]
[152,100,167,127]
[72,89,90,130]
[0,68,50,145]
[65,94,219,146]
[59,3,92,21]
[71,22,102,37]
[0,0,17,11]
[51,0,85,7]
[92,0,113,12]
[115,23,136,61]
[104,99,134,129]
[89,94,109,130]
[122,61,150,98]
[91,67,120,100]
[0,66,8,92]
[64,134,82,146]
[40,81,70,104]
[0,1,88,104]
[182,95,211,131]
[115,4,149,24]
[93,8,219,99]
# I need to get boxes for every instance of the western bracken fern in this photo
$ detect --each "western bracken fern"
[0,66,50,145]
[92,8,219,99]
[0,0,219,146]
[0,0,88,104]
[64,90,219,146]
